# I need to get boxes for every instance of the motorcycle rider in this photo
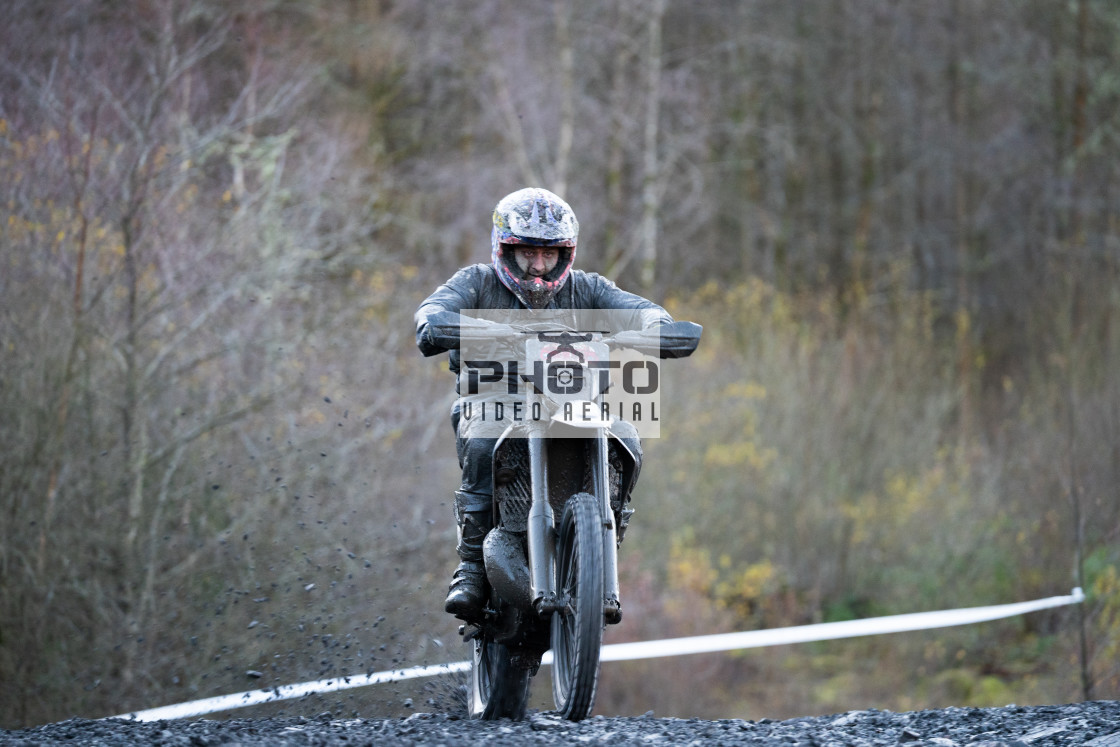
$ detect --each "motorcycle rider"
[415,187,675,620]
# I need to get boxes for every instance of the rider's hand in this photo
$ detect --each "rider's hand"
[423,310,524,353]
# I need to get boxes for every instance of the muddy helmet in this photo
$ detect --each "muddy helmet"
[491,187,578,309]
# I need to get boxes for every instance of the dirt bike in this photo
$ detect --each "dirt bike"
[448,315,702,721]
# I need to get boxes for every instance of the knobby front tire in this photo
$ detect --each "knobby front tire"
[550,492,605,721]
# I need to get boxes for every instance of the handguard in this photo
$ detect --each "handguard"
[424,310,521,350]
[608,320,702,359]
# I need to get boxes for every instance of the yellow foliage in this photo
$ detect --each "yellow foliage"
[1093,564,1120,674]
[1095,563,1120,600]
[834,450,974,553]
[703,440,776,472]
[955,307,971,345]
[668,533,719,598]
[883,463,945,518]
[368,270,389,294]
[667,531,784,624]
[840,495,877,546]
[717,560,776,607]
[722,381,767,400]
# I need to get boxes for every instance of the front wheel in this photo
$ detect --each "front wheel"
[469,635,531,720]
[550,492,605,721]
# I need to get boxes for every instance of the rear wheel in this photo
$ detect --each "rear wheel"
[469,635,531,720]
[550,492,604,721]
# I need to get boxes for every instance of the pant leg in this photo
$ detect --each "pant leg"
[452,398,500,498]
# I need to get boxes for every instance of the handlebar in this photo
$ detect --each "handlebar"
[425,310,702,359]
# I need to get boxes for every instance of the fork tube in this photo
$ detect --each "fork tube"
[527,435,556,610]
[593,430,621,612]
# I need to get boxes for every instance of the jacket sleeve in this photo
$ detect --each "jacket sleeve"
[414,265,484,356]
[587,273,674,329]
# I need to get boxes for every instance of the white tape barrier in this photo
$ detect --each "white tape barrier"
[114,588,1084,722]
[595,587,1085,662]
[114,662,472,722]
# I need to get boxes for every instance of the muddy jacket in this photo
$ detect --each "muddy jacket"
[414,263,672,374]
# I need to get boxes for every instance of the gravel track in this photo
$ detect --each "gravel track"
[3,701,1118,746]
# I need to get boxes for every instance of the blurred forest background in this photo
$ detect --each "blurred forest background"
[2,0,1119,729]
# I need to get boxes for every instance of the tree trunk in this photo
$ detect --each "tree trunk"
[949,0,975,443]
[639,0,666,295]
[553,0,574,196]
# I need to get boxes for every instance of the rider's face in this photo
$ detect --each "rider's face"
[513,246,560,277]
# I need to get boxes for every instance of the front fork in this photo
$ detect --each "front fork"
[526,436,558,612]
[525,431,621,621]
[591,430,622,621]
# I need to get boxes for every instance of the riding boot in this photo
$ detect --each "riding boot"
[444,491,494,619]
